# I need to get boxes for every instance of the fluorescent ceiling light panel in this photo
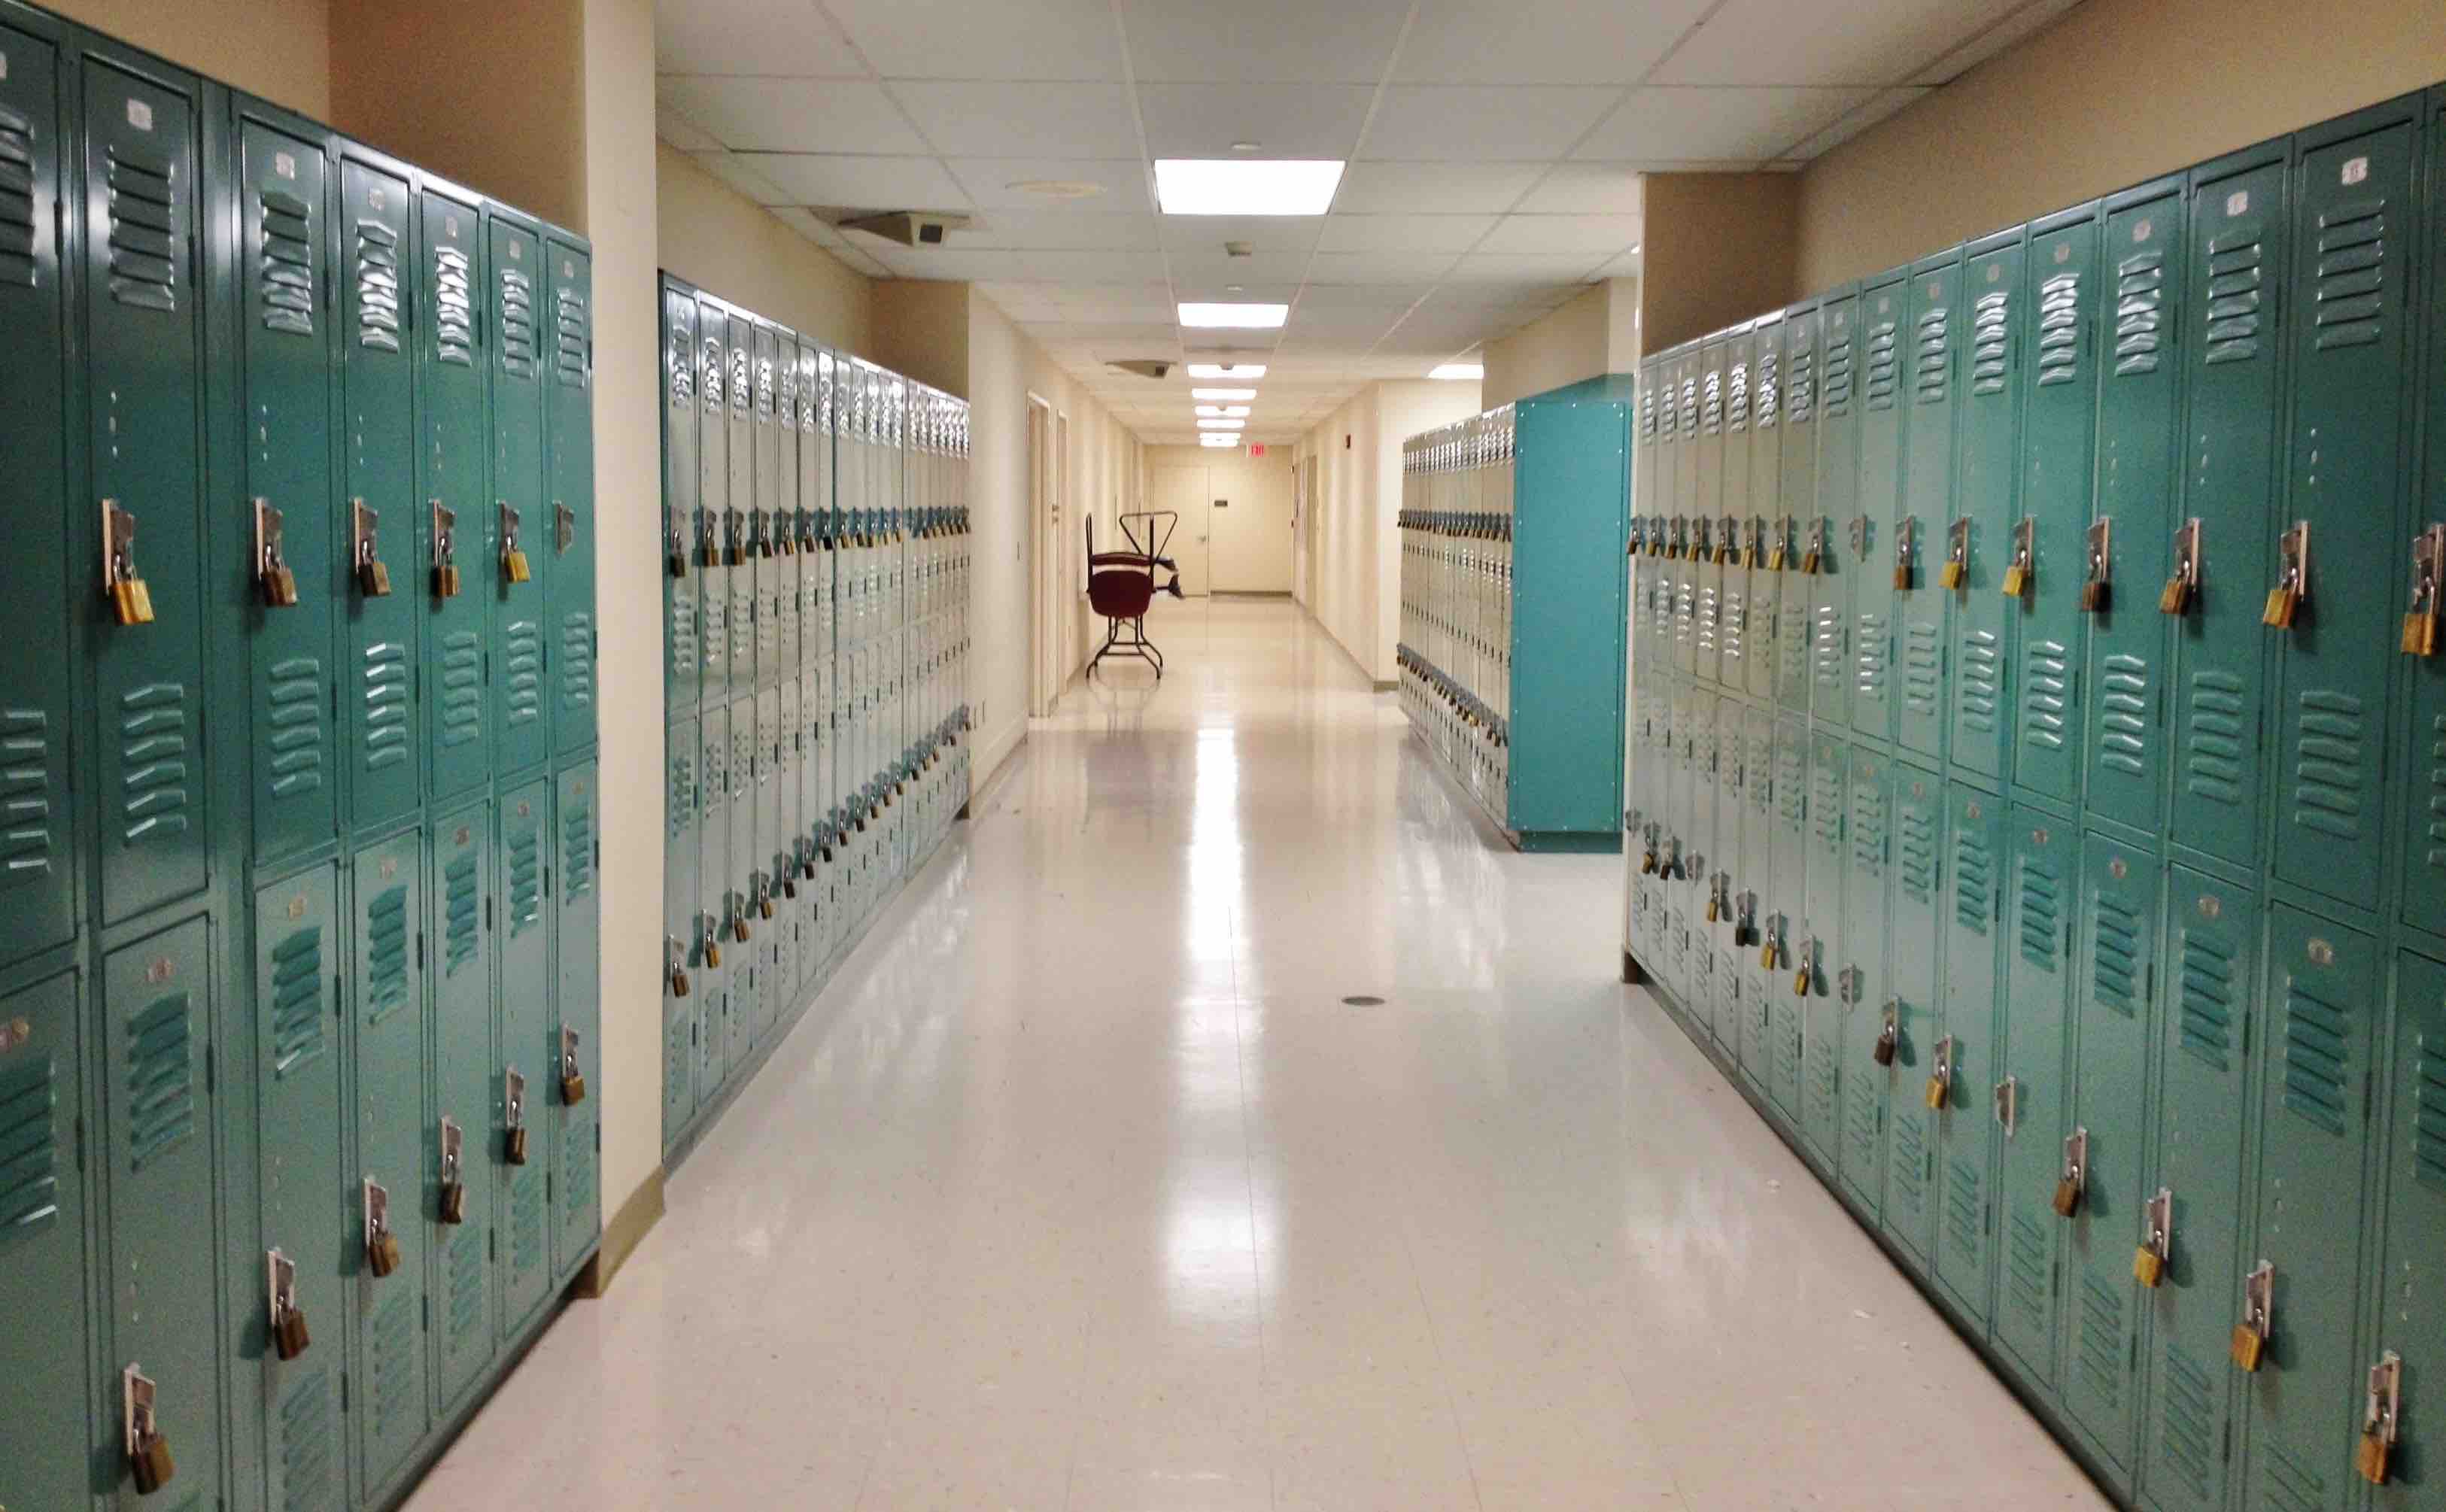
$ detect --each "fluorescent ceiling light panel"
[1179,301,1289,329]
[1429,363,1484,381]
[1187,363,1267,379]
[1198,418,1246,430]
[1200,434,1239,448]
[1155,159,1344,217]
[1196,405,1252,417]
[1191,387,1259,401]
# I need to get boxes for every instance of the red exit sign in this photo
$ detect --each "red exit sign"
[1250,443,1266,457]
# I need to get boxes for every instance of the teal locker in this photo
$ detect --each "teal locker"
[2410,108,2446,941]
[1746,312,1785,705]
[1710,695,1745,1054]
[1885,762,1943,1266]
[1721,329,1756,697]
[697,701,731,1098]
[103,914,220,1508]
[2243,908,2381,1512]
[1737,706,1776,1090]
[755,686,782,1038]
[1634,362,1658,556]
[752,321,782,688]
[348,830,431,1485]
[776,679,803,1016]
[1773,302,1820,715]
[1947,235,2020,779]
[87,57,211,927]
[234,108,338,865]
[1811,295,1860,730]
[661,284,701,720]
[487,213,548,775]
[339,155,421,831]
[1995,811,2073,1384]
[2270,110,2419,915]
[1675,351,1703,683]
[2142,869,2256,1512]
[1852,272,1905,745]
[696,297,731,712]
[2372,949,2445,1503]
[1688,691,1721,1042]
[726,311,757,702]
[799,666,824,987]
[1840,747,1892,1220]
[2083,188,2184,839]
[546,237,595,757]
[1897,250,1960,767]
[553,762,600,1277]
[0,972,88,1512]
[1801,727,1846,1167]
[0,26,74,967]
[2061,833,2159,1471]
[490,785,551,1333]
[725,697,758,1073]
[427,807,494,1409]
[1935,787,2001,1324]
[664,715,700,1141]
[420,188,491,803]
[2011,208,2101,811]
[1660,682,1691,1003]
[2168,148,2286,876]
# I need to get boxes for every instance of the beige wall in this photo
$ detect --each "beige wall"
[1639,174,1797,352]
[1797,0,2446,290]
[657,144,871,352]
[1481,278,1643,408]
[46,0,333,120]
[1142,447,1298,593]
[871,281,972,399]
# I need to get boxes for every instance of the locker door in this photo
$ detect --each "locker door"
[2243,909,2381,1512]
[2168,152,2285,875]
[0,972,87,1512]
[2012,210,2101,810]
[1651,355,1678,693]
[1634,363,1658,575]
[1945,238,2018,779]
[341,157,421,831]
[546,238,595,756]
[1995,811,2074,1384]
[1737,706,1776,1091]
[752,322,782,691]
[1711,696,1746,1055]
[697,299,731,714]
[1718,329,1755,693]
[1840,748,1893,1220]
[664,716,700,1141]
[1660,683,1690,1003]
[662,285,700,719]
[1885,763,1943,1265]
[2271,114,2417,915]
[428,808,494,1407]
[776,679,803,1010]
[2061,834,2159,1468]
[727,314,757,701]
[1898,250,1963,766]
[554,763,600,1275]
[488,214,548,773]
[2083,190,2183,839]
[1852,276,1905,744]
[1688,692,1722,1042]
[696,703,731,1096]
[2411,111,2446,942]
[235,111,337,864]
[491,785,552,1331]
[1775,304,1820,715]
[0,31,73,970]
[421,190,491,803]
[755,687,784,1038]
[1746,314,1785,704]
[1936,788,2002,1324]
[2372,949,2446,1504]
[776,334,805,694]
[87,59,210,926]
[103,915,220,1510]
[1812,297,1860,730]
[800,666,825,991]
[725,699,758,1071]
[1800,728,1847,1167]
[2143,870,2256,1512]
[348,829,433,1485]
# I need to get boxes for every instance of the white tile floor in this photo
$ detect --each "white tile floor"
[408,597,2110,1511]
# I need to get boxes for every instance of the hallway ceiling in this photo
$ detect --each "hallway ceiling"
[657,0,2083,444]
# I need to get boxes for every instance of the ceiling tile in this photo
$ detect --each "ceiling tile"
[656,108,725,152]
[1476,213,1641,256]
[1165,250,1315,287]
[1393,0,1717,84]
[1329,160,1546,214]
[1307,250,1465,285]
[862,247,1032,281]
[966,208,1163,249]
[1512,162,1645,214]
[1363,87,1621,161]
[1443,251,1609,285]
[685,149,793,207]
[658,76,928,154]
[1120,0,1412,83]
[1022,249,1174,282]
[977,281,1065,317]
[1910,0,2086,85]
[656,0,864,78]
[1156,214,1325,254]
[1572,86,1878,162]
[823,0,1126,80]
[1316,214,1497,253]
[1295,283,1435,313]
[946,159,1154,213]
[889,81,1140,158]
[1782,88,1933,159]
[1653,0,2031,86]
[743,153,972,208]
[1138,83,1375,159]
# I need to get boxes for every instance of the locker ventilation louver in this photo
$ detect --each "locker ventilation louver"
[440,633,482,747]
[1787,343,1817,424]
[1810,760,1844,852]
[444,850,480,976]
[2089,888,2141,1017]
[1897,800,1937,904]
[2181,673,2247,808]
[256,187,314,335]
[2311,197,2387,350]
[2414,1038,2446,1191]
[1753,350,1779,430]
[105,144,178,311]
[1911,621,1950,723]
[2006,1211,2049,1337]
[1864,313,1899,411]
[553,284,588,387]
[266,919,326,1077]
[1823,325,1856,417]
[562,791,594,900]
[125,989,196,1170]
[511,1166,545,1279]
[0,105,41,288]
[2035,272,2080,385]
[120,681,193,849]
[560,615,594,718]
[1857,600,1891,706]
[1725,360,1750,433]
[1846,1073,1882,1189]
[369,1288,417,1447]
[503,618,542,728]
[2113,251,2165,375]
[2262,1441,2332,1510]
[2097,655,2151,776]
[1971,287,2011,394]
[506,820,543,938]
[445,1226,485,1352]
[433,244,473,366]
[2016,852,2062,970]
[278,1364,335,1512]
[2202,232,2263,365]
[1,707,59,893]
[1638,385,1658,440]
[498,266,536,378]
[1943,1154,1986,1278]
[667,585,697,682]
[2277,970,2352,1137]
[2020,638,2069,751]
[353,220,400,351]
[1952,821,1992,934]
[266,656,327,803]
[2426,712,2446,883]
[365,884,409,1025]
[2156,1341,2218,1501]
[362,640,410,770]
[2176,923,2238,1070]
[1914,297,1951,403]
[2289,689,2367,840]
[699,335,723,413]
[2074,1272,2126,1410]
[0,1044,60,1239]
[667,749,695,844]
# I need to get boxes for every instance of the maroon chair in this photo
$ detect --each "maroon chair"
[1086,510,1183,678]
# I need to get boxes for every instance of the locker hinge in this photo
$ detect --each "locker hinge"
[2144,961,2155,1006]
[74,1113,86,1173]
[486,896,494,931]
[422,1296,431,1333]
[2221,1421,2232,1463]
[416,931,425,970]
[340,1371,349,1416]
[204,1044,214,1095]
[594,1124,600,1152]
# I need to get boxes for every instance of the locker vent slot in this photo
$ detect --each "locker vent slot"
[1888,1104,1928,1213]
[1677,375,1697,438]
[255,187,314,336]
[1806,1028,1837,1134]
[1863,316,1899,411]
[1810,761,1845,850]
[1656,379,1676,441]
[2113,250,2165,375]
[667,751,696,843]
[439,632,483,747]
[266,919,326,1076]
[2414,1040,2446,1190]
[2201,237,2262,365]
[1753,350,1779,429]
[1906,617,1945,721]
[553,284,589,387]
[1843,1075,1879,1179]
[664,317,694,404]
[1943,1155,1985,1270]
[506,821,543,938]
[2090,889,2141,1017]
[2176,925,2238,1070]
[1897,802,1937,903]
[701,731,728,818]
[278,1363,335,1512]
[125,989,196,1170]
[1952,824,1992,934]
[1775,743,1806,827]
[352,220,400,351]
[0,106,38,287]
[445,1225,486,1348]
[667,586,698,680]
[2180,672,2247,807]
[564,792,595,900]
[756,351,776,421]
[0,1046,60,1237]
[698,589,725,679]
[2261,1439,2329,1510]
[1812,603,1845,696]
[699,334,724,412]
[1824,327,1859,417]
[564,1110,593,1218]
[1855,604,1890,705]
[2035,272,2080,385]
[511,1166,545,1276]
[361,640,410,770]
[443,851,480,976]
[2005,1210,2049,1337]
[1849,785,1888,876]
[364,884,409,1025]
[2277,971,2351,1136]
[1,707,58,891]
[2156,1340,2217,1500]
[503,619,543,728]
[2074,1271,2125,1407]
[2016,855,2062,970]
[433,243,473,366]
[266,656,326,801]
[1778,595,1811,688]
[2426,713,2446,879]
[2289,688,2366,839]
[105,145,179,311]
[2310,199,2387,351]
[498,266,536,378]
[1725,360,1750,432]
[1787,344,1817,424]
[2020,638,2069,749]
[2098,655,2151,776]
[561,612,594,715]
[369,1286,418,1445]
[1638,386,1658,439]
[1971,287,2011,394]
[1913,298,1950,403]
[120,680,193,848]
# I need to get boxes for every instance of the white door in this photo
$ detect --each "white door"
[1153,465,1211,597]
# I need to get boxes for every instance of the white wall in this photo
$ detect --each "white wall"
[1141,446,1297,593]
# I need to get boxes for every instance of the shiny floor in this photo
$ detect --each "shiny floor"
[409,597,2108,1511]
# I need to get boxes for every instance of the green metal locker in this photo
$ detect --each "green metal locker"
[2083,186,2184,841]
[426,808,494,1410]
[2270,107,2419,916]
[0,971,87,1512]
[1688,691,1722,1043]
[697,296,731,714]
[1774,302,1820,715]
[421,187,491,803]
[87,56,211,928]
[662,284,701,721]
[103,913,220,1508]
[1840,747,1892,1220]
[488,211,548,775]
[1801,727,1846,1167]
[2373,948,2445,1502]
[2011,207,2101,812]
[1885,761,1943,1266]
[2244,907,2381,1512]
[1718,327,1755,693]
[339,153,421,832]
[1661,682,1691,1003]
[1746,312,1785,705]
[2061,833,2159,1471]
[1852,272,1905,745]
[752,321,782,690]
[1675,349,1703,683]
[1995,809,2073,1384]
[2410,107,2446,943]
[491,785,552,1333]
[725,697,758,1073]
[1936,786,2001,1325]
[1649,356,1679,693]
[554,762,600,1277]
[727,310,757,702]
[546,237,595,758]
[755,687,783,1039]
[232,105,339,865]
[348,829,431,1486]
[1715,695,1748,1055]
[776,679,802,1018]
[664,715,700,1144]
[2142,869,2255,1512]
[697,701,731,1099]
[0,26,75,970]
[1634,360,1658,557]
[1946,235,2019,779]
[2168,146,2286,877]
[1737,705,1775,1091]
[1903,249,1966,768]
[1812,294,1860,731]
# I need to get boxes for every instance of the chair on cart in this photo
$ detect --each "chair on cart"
[1086,509,1184,679]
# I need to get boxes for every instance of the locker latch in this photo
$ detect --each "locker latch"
[2054,1127,2089,1218]
[1992,1073,2019,1137]
[1744,515,1767,571]
[267,1248,310,1361]
[500,502,531,584]
[2162,518,2201,615]
[697,911,722,970]
[505,1070,530,1165]
[1846,513,1869,561]
[2002,518,2035,600]
[2082,518,2112,613]
[1800,518,1828,576]
[725,507,747,566]
[560,1025,586,1105]
[2232,1259,2274,1372]
[1734,890,1759,949]
[1758,912,1787,971]
[123,1363,175,1494]
[1626,517,1645,557]
[353,499,392,597]
[2263,520,2307,629]
[666,509,688,578]
[556,501,577,556]
[430,501,461,599]
[438,1116,468,1225]
[1870,1000,1898,1064]
[1768,515,1793,573]
[1940,516,1971,591]
[254,498,299,607]
[1895,515,1919,592]
[2135,1183,2173,1287]
[1925,1034,1955,1108]
[755,508,775,560]
[694,507,719,569]
[1837,961,1860,1008]
[1667,517,1688,562]
[2403,523,2442,657]
[102,499,156,625]
[2359,1350,2403,1485]
[363,1177,402,1278]
[1691,517,1713,566]
[1717,515,1740,568]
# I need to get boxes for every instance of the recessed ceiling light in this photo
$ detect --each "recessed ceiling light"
[1156,159,1344,217]
[1198,418,1246,430]
[1225,284,1245,293]
[1196,405,1251,417]
[1180,302,1288,329]
[1191,387,1258,401]
[1429,363,1484,381]
[1229,141,1262,153]
[1187,364,1266,380]
[1201,434,1239,448]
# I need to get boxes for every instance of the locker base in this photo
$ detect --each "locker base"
[1621,949,1646,985]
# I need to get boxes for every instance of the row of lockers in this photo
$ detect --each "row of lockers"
[0,4,605,1510]
[1624,83,2446,1511]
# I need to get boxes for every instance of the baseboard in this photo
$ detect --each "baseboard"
[577,1167,666,1298]
[1373,679,1396,691]
[1299,603,1389,690]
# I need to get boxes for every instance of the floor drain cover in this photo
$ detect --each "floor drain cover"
[1341,994,1385,1006]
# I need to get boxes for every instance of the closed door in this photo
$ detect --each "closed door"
[1153,466,1211,597]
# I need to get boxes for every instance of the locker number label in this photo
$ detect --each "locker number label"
[0,1016,29,1055]
[2308,938,2335,967]
[275,152,296,180]
[127,98,153,131]
[287,894,307,920]
[1,50,10,80]
[2342,156,2369,185]
[381,856,399,879]
[2226,190,2249,217]
[2133,218,2153,243]
[2198,894,2222,919]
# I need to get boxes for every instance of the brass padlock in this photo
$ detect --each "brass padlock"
[356,502,393,597]
[506,1124,528,1165]
[363,1180,402,1277]
[114,575,157,625]
[2358,1433,2392,1486]
[2132,1245,2165,1289]
[503,501,533,585]
[2081,519,2111,612]
[1704,886,1721,925]
[2229,1324,2265,1374]
[1871,1012,1898,1068]
[732,912,751,942]
[2263,521,2307,629]
[274,1303,311,1362]
[432,502,461,599]
[2231,1260,2272,1371]
[104,501,156,624]
[505,1070,530,1165]
[2359,1351,2402,1484]
[2053,1176,2083,1219]
[268,1250,310,1361]
[255,499,299,607]
[2056,1129,2089,1218]
[560,1027,587,1106]
[2001,563,2027,598]
[1938,559,1964,589]
[2081,578,2109,612]
[135,1430,177,1495]
[1922,1037,1952,1107]
[2260,584,2297,629]
[124,1365,175,1494]
[2403,524,2442,657]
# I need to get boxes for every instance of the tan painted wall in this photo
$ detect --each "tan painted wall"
[1797,0,2446,290]
[656,144,871,353]
[1484,284,1610,410]
[1639,174,1797,351]
[46,0,333,120]
[1142,447,1298,593]
[871,281,971,399]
